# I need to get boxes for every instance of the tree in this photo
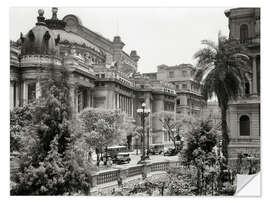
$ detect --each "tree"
[118,113,136,149]
[78,108,124,165]
[193,34,250,159]
[183,119,220,195]
[11,66,91,195]
[152,111,197,150]
[152,111,178,149]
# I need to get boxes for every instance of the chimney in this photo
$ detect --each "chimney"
[130,50,140,62]
[113,36,125,49]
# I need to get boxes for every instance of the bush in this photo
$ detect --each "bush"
[10,105,34,153]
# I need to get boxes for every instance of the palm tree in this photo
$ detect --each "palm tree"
[194,34,250,160]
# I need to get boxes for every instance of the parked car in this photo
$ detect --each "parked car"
[163,148,178,156]
[148,146,163,155]
[107,145,127,159]
[112,152,131,165]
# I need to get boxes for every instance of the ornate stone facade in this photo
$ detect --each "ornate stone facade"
[10,8,177,149]
[225,8,260,159]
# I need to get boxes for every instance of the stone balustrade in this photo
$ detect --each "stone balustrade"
[95,169,120,185]
[21,55,62,67]
[91,160,180,188]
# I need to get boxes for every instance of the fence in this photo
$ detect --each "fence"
[91,160,180,187]
[127,165,143,177]
[96,169,120,185]
[150,161,169,172]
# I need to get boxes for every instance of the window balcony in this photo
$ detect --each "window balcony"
[240,37,260,45]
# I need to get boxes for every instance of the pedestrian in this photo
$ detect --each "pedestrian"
[108,157,113,166]
[88,150,92,161]
[99,160,104,168]
[161,182,165,196]
[117,177,123,187]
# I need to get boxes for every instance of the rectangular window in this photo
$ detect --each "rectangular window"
[182,84,187,89]
[13,82,16,107]
[83,89,88,109]
[182,70,187,77]
[101,74,105,78]
[177,99,180,105]
[176,85,179,89]
[27,82,36,104]
[169,71,174,78]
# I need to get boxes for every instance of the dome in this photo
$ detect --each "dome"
[20,9,59,56]
[51,29,102,54]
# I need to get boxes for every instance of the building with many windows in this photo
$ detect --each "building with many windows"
[143,64,206,116]
[10,8,177,149]
[224,8,260,159]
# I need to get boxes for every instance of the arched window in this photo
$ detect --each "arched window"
[27,82,36,104]
[245,82,250,95]
[240,115,250,136]
[43,31,51,54]
[240,24,249,43]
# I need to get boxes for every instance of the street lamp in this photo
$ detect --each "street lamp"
[137,102,150,164]
[135,134,139,155]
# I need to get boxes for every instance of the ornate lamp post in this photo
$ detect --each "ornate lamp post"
[135,134,139,155]
[137,102,150,164]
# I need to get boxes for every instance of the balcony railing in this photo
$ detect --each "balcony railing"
[240,37,260,45]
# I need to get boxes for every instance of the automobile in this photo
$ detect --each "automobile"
[163,148,178,156]
[148,146,163,155]
[107,145,127,159]
[112,152,131,165]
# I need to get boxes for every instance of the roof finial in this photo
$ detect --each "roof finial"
[36,9,46,26]
[52,7,58,20]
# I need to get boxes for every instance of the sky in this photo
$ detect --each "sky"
[10,7,229,73]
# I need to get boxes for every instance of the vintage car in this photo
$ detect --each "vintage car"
[148,145,164,155]
[112,152,131,165]
[163,148,178,156]
[107,145,127,159]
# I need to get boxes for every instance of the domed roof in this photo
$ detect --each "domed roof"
[20,9,59,56]
[51,29,101,53]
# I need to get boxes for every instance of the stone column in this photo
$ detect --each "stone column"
[123,96,125,113]
[252,57,257,95]
[36,80,41,99]
[131,98,134,118]
[128,98,131,116]
[126,97,128,115]
[15,82,20,107]
[23,81,28,105]
[88,89,92,107]
[127,97,129,115]
[10,81,14,110]
[91,92,94,108]
[115,93,118,109]
[117,94,119,109]
[119,95,121,111]
[125,96,127,114]
[75,88,79,114]
[69,85,76,117]
[126,96,128,114]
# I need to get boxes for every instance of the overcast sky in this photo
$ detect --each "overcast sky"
[10,7,229,73]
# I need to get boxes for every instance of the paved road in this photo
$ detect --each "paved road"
[92,150,179,171]
[112,151,179,169]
